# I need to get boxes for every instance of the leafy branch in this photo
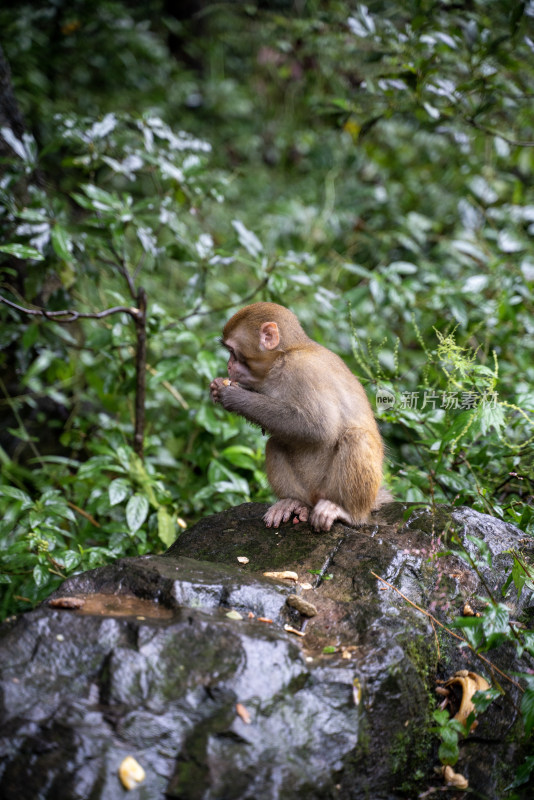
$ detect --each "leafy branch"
[0,289,148,458]
[0,293,140,322]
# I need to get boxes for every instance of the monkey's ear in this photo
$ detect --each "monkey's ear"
[259,321,280,350]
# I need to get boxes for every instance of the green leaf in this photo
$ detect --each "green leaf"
[80,183,118,210]
[6,426,39,443]
[22,323,39,349]
[0,485,33,505]
[157,506,176,547]
[208,460,250,492]
[451,616,484,649]
[109,478,130,507]
[519,630,534,658]
[87,547,114,569]
[125,494,149,534]
[481,602,509,638]
[77,456,115,480]
[115,446,134,473]
[33,563,50,589]
[472,687,500,714]
[29,510,48,529]
[17,208,48,223]
[388,261,418,275]
[196,404,223,434]
[432,709,450,726]
[439,720,465,744]
[438,737,459,766]
[231,219,263,257]
[221,445,258,471]
[506,755,534,790]
[466,534,492,567]
[0,244,44,261]
[62,551,81,571]
[36,455,81,468]
[322,645,337,654]
[521,686,534,735]
[50,225,72,261]
[478,402,505,436]
[41,500,76,523]
[25,349,55,382]
[451,615,484,629]
[195,350,220,380]
[440,409,475,447]
[510,556,529,598]
[71,191,98,211]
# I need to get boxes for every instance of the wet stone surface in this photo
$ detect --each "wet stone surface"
[0,502,532,799]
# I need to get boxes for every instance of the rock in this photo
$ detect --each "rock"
[0,502,532,799]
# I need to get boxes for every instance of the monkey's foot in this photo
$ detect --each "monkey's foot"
[264,499,310,528]
[309,499,355,532]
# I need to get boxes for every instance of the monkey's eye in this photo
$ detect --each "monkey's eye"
[218,339,233,356]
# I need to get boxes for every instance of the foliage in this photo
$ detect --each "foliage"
[426,530,534,786]
[0,438,174,614]
[0,109,271,613]
[431,681,500,768]
[359,325,533,530]
[431,708,470,767]
[0,0,532,635]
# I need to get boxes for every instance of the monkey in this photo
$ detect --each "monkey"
[210,302,389,532]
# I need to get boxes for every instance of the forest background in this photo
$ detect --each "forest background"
[0,0,532,620]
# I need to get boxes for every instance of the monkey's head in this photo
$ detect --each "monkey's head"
[221,302,309,388]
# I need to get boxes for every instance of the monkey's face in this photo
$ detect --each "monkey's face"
[223,334,257,388]
[226,347,252,385]
[223,325,278,389]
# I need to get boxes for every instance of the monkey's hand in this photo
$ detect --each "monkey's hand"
[264,499,310,528]
[210,377,238,404]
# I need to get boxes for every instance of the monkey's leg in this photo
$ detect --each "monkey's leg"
[309,499,354,532]
[264,498,310,527]
[311,488,391,530]
[321,426,383,529]
[264,439,311,527]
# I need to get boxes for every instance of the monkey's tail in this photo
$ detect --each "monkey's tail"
[372,485,394,510]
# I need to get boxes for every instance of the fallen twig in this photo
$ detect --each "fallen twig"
[371,571,524,693]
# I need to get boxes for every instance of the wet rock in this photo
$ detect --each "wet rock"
[0,502,532,799]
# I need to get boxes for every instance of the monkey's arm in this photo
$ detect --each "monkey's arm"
[210,378,330,444]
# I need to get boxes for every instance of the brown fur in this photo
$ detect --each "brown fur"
[223,302,310,350]
[212,303,388,530]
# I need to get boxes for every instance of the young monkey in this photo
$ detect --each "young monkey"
[210,302,389,532]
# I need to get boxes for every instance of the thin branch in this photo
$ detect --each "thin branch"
[146,363,189,409]
[107,240,137,300]
[124,345,189,409]
[0,294,140,321]
[430,618,441,661]
[370,570,524,693]
[1,290,148,459]
[67,501,101,528]
[0,377,45,466]
[132,220,164,283]
[133,287,147,459]
[466,118,534,147]
[173,273,272,326]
